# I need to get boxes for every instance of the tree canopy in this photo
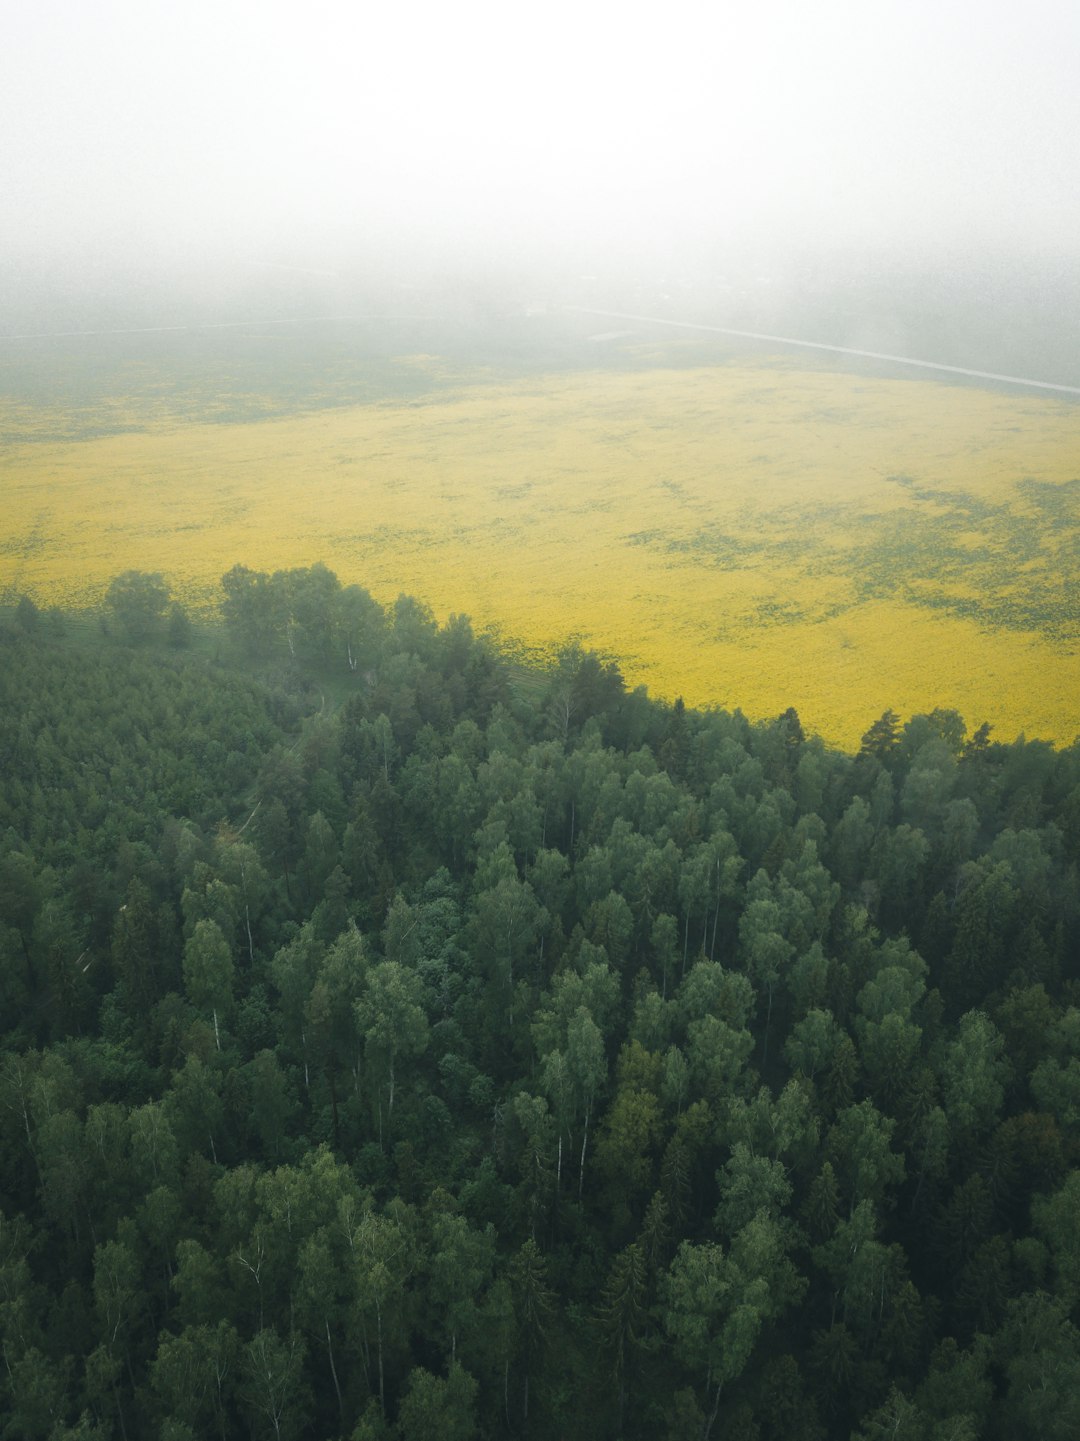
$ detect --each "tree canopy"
[0,567,1077,1439]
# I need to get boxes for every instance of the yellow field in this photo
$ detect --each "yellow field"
[2,357,1078,750]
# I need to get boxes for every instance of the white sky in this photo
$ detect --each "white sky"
[3,0,1079,274]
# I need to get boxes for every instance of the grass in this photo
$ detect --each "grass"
[2,350,1078,750]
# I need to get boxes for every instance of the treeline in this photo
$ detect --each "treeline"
[0,568,1078,1441]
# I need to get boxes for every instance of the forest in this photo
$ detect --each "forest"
[0,564,1078,1441]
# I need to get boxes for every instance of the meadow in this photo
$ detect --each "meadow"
[2,340,1078,750]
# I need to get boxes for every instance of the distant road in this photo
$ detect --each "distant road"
[564,305,1080,397]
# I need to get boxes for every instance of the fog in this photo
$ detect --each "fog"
[3,0,1079,380]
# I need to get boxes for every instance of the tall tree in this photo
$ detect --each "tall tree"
[182,919,235,1050]
[105,571,171,643]
[354,961,429,1145]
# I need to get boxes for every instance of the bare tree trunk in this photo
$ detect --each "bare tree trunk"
[326,1319,343,1420]
[703,1379,723,1441]
[112,1381,129,1441]
[376,1299,386,1416]
[579,1103,590,1200]
[239,857,255,965]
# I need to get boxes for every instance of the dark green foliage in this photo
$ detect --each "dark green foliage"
[105,569,172,642]
[1,573,1078,1439]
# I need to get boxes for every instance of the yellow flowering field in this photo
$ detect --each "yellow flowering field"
[2,357,1078,750]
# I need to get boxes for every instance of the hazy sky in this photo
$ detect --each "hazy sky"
[3,0,1079,277]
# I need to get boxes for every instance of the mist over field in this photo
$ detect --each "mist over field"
[3,0,1079,386]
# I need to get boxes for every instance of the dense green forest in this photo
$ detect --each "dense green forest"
[1,567,1078,1441]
